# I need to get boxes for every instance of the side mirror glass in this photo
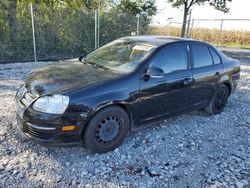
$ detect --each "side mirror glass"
[146,67,164,79]
[79,55,85,62]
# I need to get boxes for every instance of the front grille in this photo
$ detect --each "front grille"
[19,92,36,109]
[25,124,53,140]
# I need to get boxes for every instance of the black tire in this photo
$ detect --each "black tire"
[205,84,229,115]
[83,106,130,153]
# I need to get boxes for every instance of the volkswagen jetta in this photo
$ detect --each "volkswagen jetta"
[15,36,240,153]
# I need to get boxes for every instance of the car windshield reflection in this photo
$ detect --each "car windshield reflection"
[84,39,156,73]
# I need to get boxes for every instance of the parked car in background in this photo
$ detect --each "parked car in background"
[15,36,240,153]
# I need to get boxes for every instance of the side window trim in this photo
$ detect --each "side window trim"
[207,46,215,65]
[208,47,222,65]
[148,43,189,75]
[187,44,192,70]
[164,43,189,75]
[190,43,214,69]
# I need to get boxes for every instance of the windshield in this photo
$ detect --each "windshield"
[84,39,156,73]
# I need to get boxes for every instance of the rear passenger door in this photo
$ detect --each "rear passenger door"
[190,43,223,106]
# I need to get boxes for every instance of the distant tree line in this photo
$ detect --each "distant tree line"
[0,0,157,62]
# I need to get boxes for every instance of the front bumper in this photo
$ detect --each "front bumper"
[16,113,83,146]
[15,91,87,146]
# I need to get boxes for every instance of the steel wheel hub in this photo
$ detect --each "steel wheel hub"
[214,90,227,111]
[96,116,121,143]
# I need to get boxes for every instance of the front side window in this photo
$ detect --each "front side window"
[149,44,188,74]
[192,44,213,68]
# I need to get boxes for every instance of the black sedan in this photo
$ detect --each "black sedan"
[15,36,240,153]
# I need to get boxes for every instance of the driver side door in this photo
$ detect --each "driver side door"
[137,43,193,123]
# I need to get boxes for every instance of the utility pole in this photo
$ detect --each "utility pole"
[189,19,195,38]
[30,3,37,62]
[95,0,100,49]
[186,9,192,38]
[166,17,173,36]
[97,0,100,48]
[217,19,224,47]
[136,14,140,35]
[95,10,98,49]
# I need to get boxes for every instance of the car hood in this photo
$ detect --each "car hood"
[25,61,121,96]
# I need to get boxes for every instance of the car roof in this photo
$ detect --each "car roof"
[121,35,199,46]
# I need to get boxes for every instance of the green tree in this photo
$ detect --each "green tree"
[118,0,157,16]
[168,0,232,37]
[99,0,157,45]
[0,0,18,52]
[0,0,157,62]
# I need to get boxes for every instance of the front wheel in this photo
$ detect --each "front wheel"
[205,84,229,115]
[83,106,130,153]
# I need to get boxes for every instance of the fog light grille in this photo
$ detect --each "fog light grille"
[25,123,53,140]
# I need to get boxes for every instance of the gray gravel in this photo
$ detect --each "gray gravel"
[0,54,250,188]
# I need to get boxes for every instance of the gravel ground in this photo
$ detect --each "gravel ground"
[0,53,250,188]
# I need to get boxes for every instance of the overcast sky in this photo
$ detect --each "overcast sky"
[152,0,250,30]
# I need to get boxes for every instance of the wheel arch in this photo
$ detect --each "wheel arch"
[115,103,134,130]
[218,75,232,96]
[223,82,232,96]
[81,102,134,139]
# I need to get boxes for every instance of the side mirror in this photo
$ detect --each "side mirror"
[79,55,85,62]
[145,67,164,79]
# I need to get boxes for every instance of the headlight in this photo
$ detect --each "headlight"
[33,95,69,114]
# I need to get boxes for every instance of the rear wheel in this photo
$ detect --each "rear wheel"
[83,106,130,153]
[205,84,229,115]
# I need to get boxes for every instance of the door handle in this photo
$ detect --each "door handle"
[183,78,192,85]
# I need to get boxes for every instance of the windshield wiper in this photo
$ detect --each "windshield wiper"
[91,63,106,70]
[83,60,107,70]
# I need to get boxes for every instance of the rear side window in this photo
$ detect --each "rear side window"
[192,44,213,68]
[209,48,221,64]
[149,44,188,74]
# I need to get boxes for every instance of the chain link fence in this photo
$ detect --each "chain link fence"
[1,1,250,63]
[0,1,151,63]
[33,3,96,61]
[189,19,250,47]
[150,18,250,48]
[0,2,34,63]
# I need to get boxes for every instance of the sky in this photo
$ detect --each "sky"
[152,0,250,31]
